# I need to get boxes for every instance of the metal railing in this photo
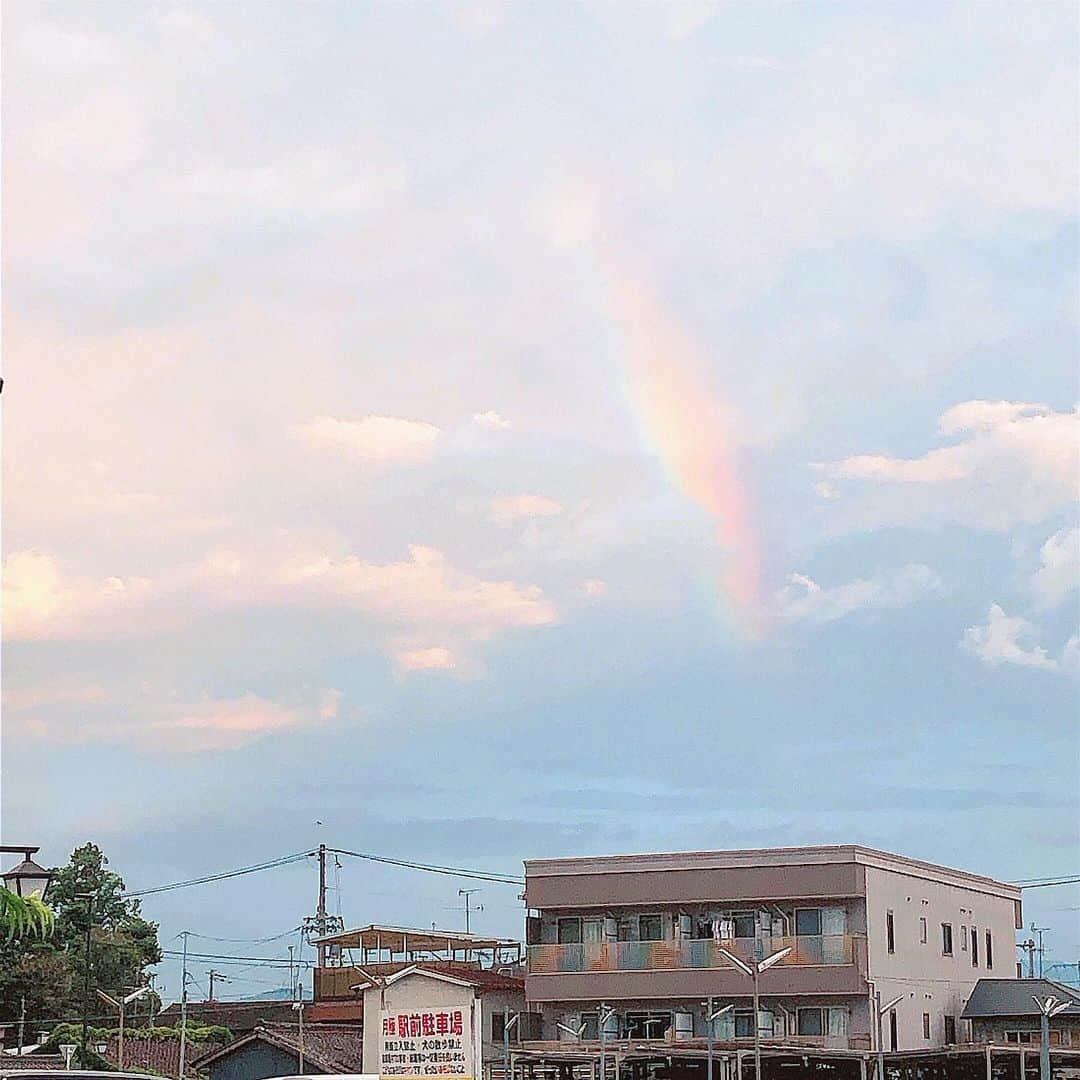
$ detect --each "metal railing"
[528,935,855,974]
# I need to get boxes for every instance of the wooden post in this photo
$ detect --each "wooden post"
[985,1045,993,1080]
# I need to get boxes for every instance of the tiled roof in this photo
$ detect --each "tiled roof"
[0,1055,68,1070]
[191,1022,363,1075]
[96,1034,190,1075]
[962,979,1080,1019]
[156,1000,299,1032]
[352,961,524,993]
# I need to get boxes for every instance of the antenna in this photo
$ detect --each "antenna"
[1030,923,1050,978]
[457,889,484,934]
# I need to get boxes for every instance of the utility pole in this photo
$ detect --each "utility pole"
[289,946,296,1000]
[18,996,26,1057]
[207,970,227,1002]
[317,844,327,969]
[1030,925,1049,978]
[178,932,190,1080]
[457,889,483,934]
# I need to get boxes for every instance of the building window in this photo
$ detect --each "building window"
[971,927,979,966]
[960,924,967,951]
[579,1014,599,1040]
[920,917,928,944]
[625,1013,671,1039]
[889,1011,898,1052]
[638,914,664,941]
[985,930,993,970]
[557,917,582,944]
[795,908,822,936]
[942,923,953,955]
[735,1012,756,1038]
[797,1009,824,1037]
[732,912,756,939]
[1006,1032,1035,1045]
[886,910,895,954]
[944,1016,957,1045]
[923,1013,931,1040]
[492,1013,506,1042]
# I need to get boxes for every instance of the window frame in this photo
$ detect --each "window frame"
[944,1016,957,1045]
[971,927,979,967]
[919,916,928,944]
[795,908,823,937]
[797,1008,825,1037]
[734,1011,756,1039]
[942,923,953,955]
[638,913,664,942]
[922,1013,931,1040]
[886,910,895,954]
[985,929,993,970]
[732,912,757,939]
[557,917,582,945]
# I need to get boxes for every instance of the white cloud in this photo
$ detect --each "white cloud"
[395,645,457,672]
[1031,526,1079,609]
[489,494,564,526]
[961,604,1057,671]
[580,579,607,599]
[473,410,511,431]
[777,564,942,624]
[816,401,1078,532]
[292,415,442,465]
[1062,633,1080,674]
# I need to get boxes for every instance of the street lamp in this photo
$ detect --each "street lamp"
[1033,996,1071,1080]
[597,1003,615,1080]
[1,847,54,900]
[704,1000,735,1080]
[502,1011,520,1080]
[717,946,792,1080]
[96,987,151,1070]
[873,994,904,1080]
[293,1001,306,1074]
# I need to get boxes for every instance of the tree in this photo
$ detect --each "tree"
[0,887,53,942]
[0,843,162,1026]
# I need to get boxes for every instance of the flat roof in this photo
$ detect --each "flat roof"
[314,923,519,953]
[524,845,1021,899]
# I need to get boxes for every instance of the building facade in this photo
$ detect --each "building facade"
[523,846,1022,1053]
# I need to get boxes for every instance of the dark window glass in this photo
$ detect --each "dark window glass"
[886,911,895,954]
[944,1016,957,1045]
[798,1009,824,1037]
[986,930,993,970]
[733,913,756,938]
[558,918,582,944]
[889,1011,898,1052]
[942,923,953,955]
[492,1013,505,1042]
[639,914,663,941]
[735,1013,755,1038]
[580,1014,598,1040]
[625,1013,671,1039]
[971,927,979,966]
[923,1014,931,1039]
[795,909,822,936]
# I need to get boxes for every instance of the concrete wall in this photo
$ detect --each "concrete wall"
[864,866,1020,1051]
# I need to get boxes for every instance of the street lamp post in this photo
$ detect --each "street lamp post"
[597,1004,615,1080]
[717,946,792,1080]
[705,1000,735,1080]
[74,893,96,1065]
[503,1011,520,1080]
[874,993,904,1080]
[96,987,151,1070]
[293,1001,306,1074]
[1033,996,1071,1080]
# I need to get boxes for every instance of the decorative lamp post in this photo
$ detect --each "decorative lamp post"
[1,847,54,900]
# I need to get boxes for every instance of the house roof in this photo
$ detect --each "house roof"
[962,979,1080,1019]
[157,1000,300,1032]
[315,923,518,953]
[191,1023,363,1075]
[95,1033,189,1076]
[349,961,525,994]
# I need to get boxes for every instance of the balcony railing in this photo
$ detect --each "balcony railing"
[528,935,855,974]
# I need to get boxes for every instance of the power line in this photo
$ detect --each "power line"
[1014,875,1080,888]
[161,949,315,968]
[123,852,313,898]
[329,847,523,885]
[186,928,301,944]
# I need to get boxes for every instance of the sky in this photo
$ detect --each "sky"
[2,0,1078,1003]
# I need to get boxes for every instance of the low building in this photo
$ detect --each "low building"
[193,1021,364,1080]
[524,845,1022,1054]
[963,979,1080,1048]
[351,964,528,1080]
[157,1000,302,1034]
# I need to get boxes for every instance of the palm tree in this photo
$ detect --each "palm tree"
[0,885,54,941]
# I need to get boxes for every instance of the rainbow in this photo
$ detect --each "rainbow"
[595,241,765,637]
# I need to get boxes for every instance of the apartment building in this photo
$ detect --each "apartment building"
[523,846,1022,1053]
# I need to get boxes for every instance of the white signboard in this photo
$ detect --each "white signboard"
[380,1005,473,1080]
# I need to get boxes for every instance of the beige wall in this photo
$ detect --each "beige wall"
[864,866,1020,1051]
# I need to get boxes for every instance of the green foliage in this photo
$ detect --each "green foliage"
[0,843,162,1026]
[44,1020,234,1049]
[0,886,54,941]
